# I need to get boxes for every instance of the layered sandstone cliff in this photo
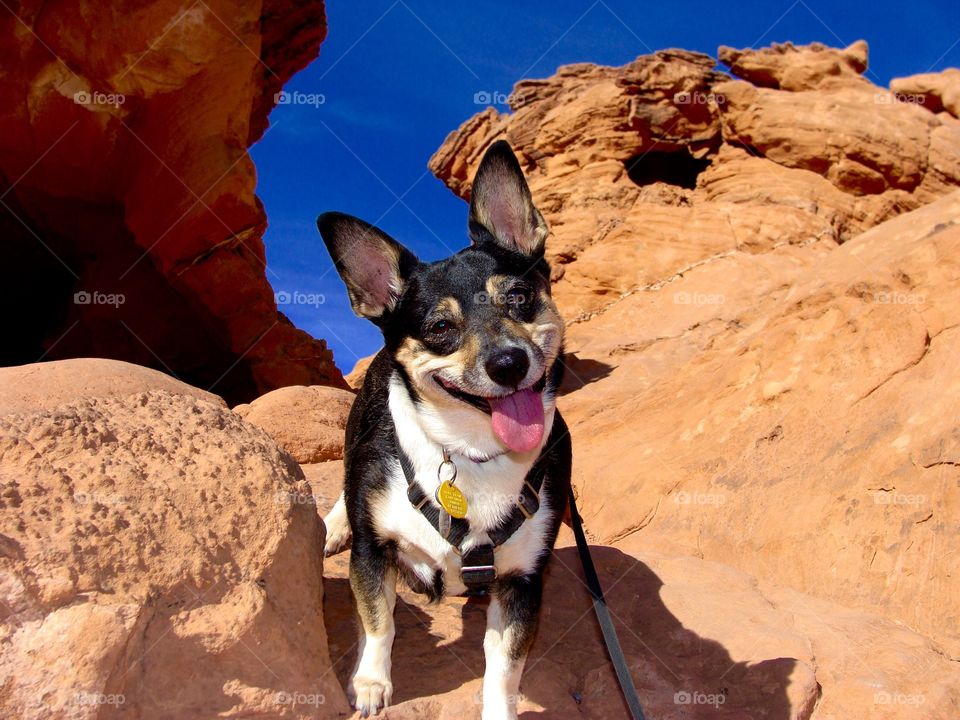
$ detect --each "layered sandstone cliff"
[430,41,960,661]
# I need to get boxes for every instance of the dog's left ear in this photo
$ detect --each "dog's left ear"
[316,212,419,324]
[468,140,548,257]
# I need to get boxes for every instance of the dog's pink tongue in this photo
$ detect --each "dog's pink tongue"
[489,389,545,453]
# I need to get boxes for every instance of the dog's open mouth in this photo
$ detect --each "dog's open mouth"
[435,374,547,453]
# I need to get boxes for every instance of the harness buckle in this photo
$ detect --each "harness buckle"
[460,544,497,593]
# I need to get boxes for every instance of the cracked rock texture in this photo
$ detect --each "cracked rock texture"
[0,0,345,404]
[0,359,349,719]
[428,40,960,689]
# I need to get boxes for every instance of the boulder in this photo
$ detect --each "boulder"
[562,187,960,655]
[718,40,871,91]
[891,68,960,118]
[0,359,348,718]
[235,385,355,463]
[429,40,960,319]
[0,358,225,415]
[344,353,377,390]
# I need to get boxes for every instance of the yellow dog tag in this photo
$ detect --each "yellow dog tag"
[436,480,468,518]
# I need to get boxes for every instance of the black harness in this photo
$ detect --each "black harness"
[394,435,648,719]
[395,432,545,595]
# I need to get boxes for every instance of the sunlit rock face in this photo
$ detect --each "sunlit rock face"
[430,41,960,659]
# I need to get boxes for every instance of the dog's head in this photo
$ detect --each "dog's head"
[317,141,563,457]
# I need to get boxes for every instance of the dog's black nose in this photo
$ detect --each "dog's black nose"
[485,347,529,388]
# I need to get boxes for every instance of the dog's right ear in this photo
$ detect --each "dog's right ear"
[316,212,419,324]
[468,140,547,257]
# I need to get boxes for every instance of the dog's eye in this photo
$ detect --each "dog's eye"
[506,287,531,306]
[428,319,453,336]
[505,284,535,319]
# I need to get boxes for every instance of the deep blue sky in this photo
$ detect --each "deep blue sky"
[250,0,960,372]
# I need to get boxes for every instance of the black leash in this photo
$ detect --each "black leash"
[569,489,647,720]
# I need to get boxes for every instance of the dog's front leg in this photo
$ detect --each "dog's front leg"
[349,539,397,716]
[482,574,542,720]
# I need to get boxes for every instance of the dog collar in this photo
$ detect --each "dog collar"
[394,431,544,595]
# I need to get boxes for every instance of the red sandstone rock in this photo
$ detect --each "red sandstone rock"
[0,0,344,404]
[235,384,355,463]
[429,41,960,319]
[891,68,960,118]
[0,359,349,719]
[429,40,960,668]
[308,461,960,719]
[718,40,870,91]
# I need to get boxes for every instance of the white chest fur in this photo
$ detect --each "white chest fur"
[369,374,557,595]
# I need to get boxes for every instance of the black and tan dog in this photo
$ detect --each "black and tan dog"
[318,141,571,719]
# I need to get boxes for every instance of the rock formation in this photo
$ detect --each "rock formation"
[429,41,960,319]
[305,458,960,719]
[430,40,960,679]
[5,27,960,720]
[0,1,345,404]
[234,384,355,463]
[0,359,348,719]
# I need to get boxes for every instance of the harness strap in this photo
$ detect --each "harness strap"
[395,431,545,594]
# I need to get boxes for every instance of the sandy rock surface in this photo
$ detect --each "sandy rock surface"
[0,360,348,719]
[235,385,355,463]
[307,463,959,719]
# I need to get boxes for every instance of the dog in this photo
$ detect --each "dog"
[317,140,571,719]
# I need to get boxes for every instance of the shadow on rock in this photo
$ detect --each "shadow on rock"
[559,354,615,394]
[323,545,801,718]
[520,546,800,718]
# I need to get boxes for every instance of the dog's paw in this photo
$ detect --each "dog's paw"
[349,676,393,717]
[323,493,352,557]
[324,525,352,557]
